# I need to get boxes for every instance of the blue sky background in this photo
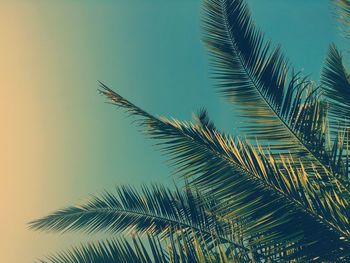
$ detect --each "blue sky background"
[1,0,345,262]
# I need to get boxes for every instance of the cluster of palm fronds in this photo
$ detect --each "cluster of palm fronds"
[30,0,350,262]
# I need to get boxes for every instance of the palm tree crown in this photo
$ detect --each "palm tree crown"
[31,0,350,262]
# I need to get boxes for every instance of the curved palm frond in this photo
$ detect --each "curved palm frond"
[332,0,350,40]
[29,184,249,256]
[201,0,350,186]
[320,44,350,178]
[37,235,245,263]
[37,237,167,263]
[99,85,350,262]
[321,44,350,128]
[321,44,350,124]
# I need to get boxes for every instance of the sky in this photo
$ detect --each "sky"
[0,0,344,262]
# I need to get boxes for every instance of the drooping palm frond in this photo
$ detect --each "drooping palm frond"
[29,184,250,257]
[99,85,350,262]
[38,235,246,263]
[37,237,167,263]
[201,0,318,148]
[332,0,350,40]
[320,44,350,178]
[321,44,350,129]
[201,0,350,185]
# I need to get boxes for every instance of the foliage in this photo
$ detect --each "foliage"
[31,0,350,262]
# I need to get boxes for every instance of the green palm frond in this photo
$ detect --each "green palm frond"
[200,0,350,184]
[201,0,318,148]
[332,0,350,39]
[37,237,167,263]
[194,108,218,132]
[321,44,350,129]
[30,184,249,255]
[38,235,245,263]
[320,44,350,177]
[99,85,350,262]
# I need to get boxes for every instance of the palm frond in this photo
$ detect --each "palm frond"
[332,0,350,40]
[37,237,167,263]
[321,44,350,130]
[99,85,350,261]
[201,0,350,186]
[31,1,350,262]
[38,235,246,263]
[320,44,350,178]
[201,0,316,148]
[194,108,218,132]
[29,184,249,255]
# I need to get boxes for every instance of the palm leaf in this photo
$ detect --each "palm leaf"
[30,184,250,256]
[37,237,167,263]
[332,0,350,40]
[194,108,218,132]
[201,0,350,189]
[320,44,350,132]
[201,0,318,148]
[320,44,350,179]
[99,85,350,261]
[37,235,245,263]
[321,44,350,128]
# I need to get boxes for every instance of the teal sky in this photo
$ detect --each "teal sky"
[1,0,344,262]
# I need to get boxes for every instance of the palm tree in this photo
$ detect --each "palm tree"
[30,0,350,262]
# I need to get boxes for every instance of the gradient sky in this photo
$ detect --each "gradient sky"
[1,0,344,262]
